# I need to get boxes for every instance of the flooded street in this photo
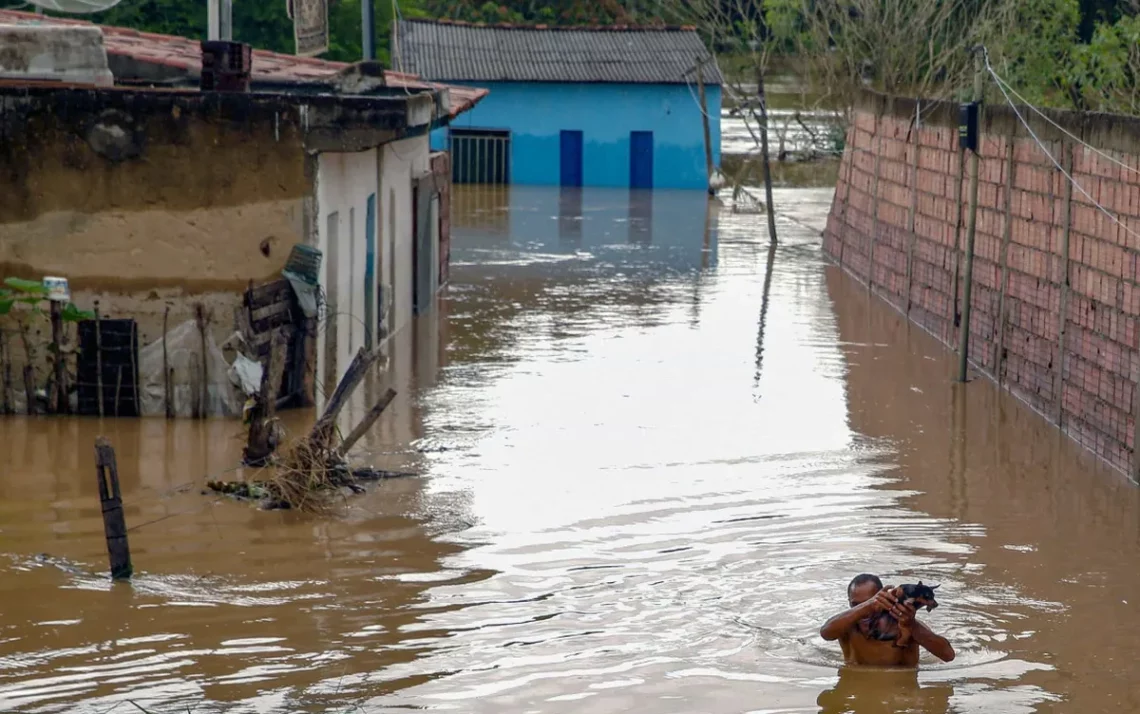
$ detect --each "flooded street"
[2,179,1139,713]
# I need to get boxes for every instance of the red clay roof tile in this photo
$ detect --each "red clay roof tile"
[0,9,487,117]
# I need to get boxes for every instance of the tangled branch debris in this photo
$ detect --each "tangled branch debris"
[209,346,405,512]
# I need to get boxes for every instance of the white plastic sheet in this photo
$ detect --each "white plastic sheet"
[26,0,124,13]
[137,319,240,418]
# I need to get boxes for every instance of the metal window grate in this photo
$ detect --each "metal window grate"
[451,129,510,184]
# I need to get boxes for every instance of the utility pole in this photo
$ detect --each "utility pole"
[956,49,985,383]
[207,0,232,41]
[756,60,778,246]
[695,55,714,188]
[362,0,375,60]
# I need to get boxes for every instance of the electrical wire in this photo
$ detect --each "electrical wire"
[985,60,1140,180]
[982,47,1140,247]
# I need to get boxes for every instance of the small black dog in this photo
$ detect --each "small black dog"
[862,581,940,647]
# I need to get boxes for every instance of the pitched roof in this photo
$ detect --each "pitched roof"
[394,19,722,86]
[0,9,488,118]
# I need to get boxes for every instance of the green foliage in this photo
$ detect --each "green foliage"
[76,0,426,63]
[4,277,49,295]
[60,303,97,322]
[0,278,92,323]
[1069,13,1140,113]
[984,0,1082,106]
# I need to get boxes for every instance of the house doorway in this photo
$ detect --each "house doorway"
[560,130,584,187]
[630,130,654,189]
[364,192,376,347]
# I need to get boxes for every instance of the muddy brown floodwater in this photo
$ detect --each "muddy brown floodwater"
[2,183,1139,714]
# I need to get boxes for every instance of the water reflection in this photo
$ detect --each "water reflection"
[558,187,582,245]
[628,189,652,245]
[816,668,954,714]
[0,184,1135,713]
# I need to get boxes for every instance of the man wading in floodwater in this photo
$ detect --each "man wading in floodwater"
[819,574,955,667]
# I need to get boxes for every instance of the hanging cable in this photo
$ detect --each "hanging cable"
[985,62,1140,180]
[982,48,1140,246]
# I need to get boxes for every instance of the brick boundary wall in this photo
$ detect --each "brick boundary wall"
[824,89,1140,477]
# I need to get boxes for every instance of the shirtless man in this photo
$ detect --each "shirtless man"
[819,573,955,667]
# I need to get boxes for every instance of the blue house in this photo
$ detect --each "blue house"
[395,19,723,190]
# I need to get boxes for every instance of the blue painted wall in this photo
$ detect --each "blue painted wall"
[431,82,722,190]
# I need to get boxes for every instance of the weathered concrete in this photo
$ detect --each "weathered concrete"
[825,88,1140,476]
[0,83,444,409]
[0,25,113,87]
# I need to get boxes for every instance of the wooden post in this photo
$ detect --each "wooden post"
[904,100,922,315]
[308,346,383,449]
[49,301,68,414]
[94,437,132,580]
[950,149,967,337]
[94,303,104,418]
[114,364,123,418]
[0,329,9,415]
[189,352,201,419]
[956,53,985,382]
[128,321,138,417]
[195,304,208,418]
[244,331,288,466]
[695,55,714,187]
[1055,142,1075,426]
[756,62,778,245]
[994,136,1018,384]
[17,320,34,415]
[336,387,397,458]
[162,305,172,419]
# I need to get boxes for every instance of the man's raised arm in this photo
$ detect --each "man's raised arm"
[820,599,877,641]
[911,621,955,662]
[820,589,904,641]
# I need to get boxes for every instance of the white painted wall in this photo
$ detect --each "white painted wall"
[316,148,379,389]
[378,134,430,341]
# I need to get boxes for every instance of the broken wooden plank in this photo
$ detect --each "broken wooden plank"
[336,388,397,459]
[244,332,288,466]
[309,346,382,449]
[245,279,293,310]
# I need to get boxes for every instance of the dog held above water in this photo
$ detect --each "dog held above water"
[863,582,940,647]
[819,574,955,667]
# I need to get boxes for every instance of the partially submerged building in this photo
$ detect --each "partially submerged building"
[0,11,487,415]
[395,19,722,190]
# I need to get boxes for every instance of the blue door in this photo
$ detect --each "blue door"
[560,130,583,187]
[630,131,654,189]
[364,193,376,346]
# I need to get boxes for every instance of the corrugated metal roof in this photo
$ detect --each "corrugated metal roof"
[395,19,723,85]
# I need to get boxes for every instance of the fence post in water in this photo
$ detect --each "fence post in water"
[0,330,9,414]
[94,437,132,580]
[162,305,172,419]
[94,302,105,418]
[956,52,985,383]
[195,304,209,418]
[49,301,68,414]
